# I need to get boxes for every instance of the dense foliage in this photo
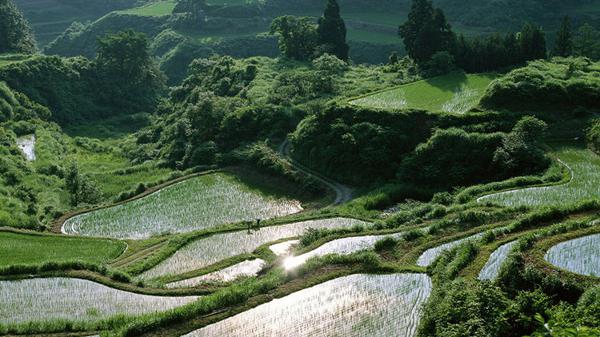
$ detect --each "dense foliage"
[0,0,36,53]
[399,116,549,191]
[1,30,165,125]
[480,57,600,112]
[290,104,433,185]
[399,0,454,64]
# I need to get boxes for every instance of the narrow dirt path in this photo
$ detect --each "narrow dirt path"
[278,140,353,205]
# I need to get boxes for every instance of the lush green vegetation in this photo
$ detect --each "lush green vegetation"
[481,57,600,112]
[1,0,600,336]
[0,0,35,53]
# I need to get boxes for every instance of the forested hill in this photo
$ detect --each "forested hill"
[13,0,140,45]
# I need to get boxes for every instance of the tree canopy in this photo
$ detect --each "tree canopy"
[399,0,455,64]
[0,0,36,54]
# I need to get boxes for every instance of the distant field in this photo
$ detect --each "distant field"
[0,232,124,266]
[479,147,600,208]
[62,172,303,239]
[117,0,176,16]
[350,72,498,113]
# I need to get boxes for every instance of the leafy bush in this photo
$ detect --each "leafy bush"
[587,119,600,154]
[480,57,600,112]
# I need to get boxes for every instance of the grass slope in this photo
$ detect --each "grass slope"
[0,231,125,266]
[350,72,497,113]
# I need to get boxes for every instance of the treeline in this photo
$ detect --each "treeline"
[399,0,600,73]
[1,30,165,125]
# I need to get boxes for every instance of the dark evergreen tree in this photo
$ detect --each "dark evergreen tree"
[316,0,349,61]
[399,0,454,64]
[0,0,36,54]
[519,22,546,61]
[553,16,573,57]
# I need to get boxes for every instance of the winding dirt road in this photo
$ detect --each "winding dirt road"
[278,140,353,205]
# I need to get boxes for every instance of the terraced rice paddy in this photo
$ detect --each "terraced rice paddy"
[0,278,198,324]
[16,134,35,161]
[0,232,125,266]
[478,148,600,207]
[141,218,368,279]
[284,229,421,270]
[182,273,432,337]
[545,234,600,277]
[350,72,496,113]
[62,173,303,239]
[417,233,485,267]
[166,259,267,288]
[269,240,300,256]
[478,241,517,280]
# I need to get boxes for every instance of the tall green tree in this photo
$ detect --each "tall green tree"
[316,0,349,61]
[573,23,600,60]
[95,29,165,113]
[552,16,573,57]
[0,0,36,54]
[399,0,454,64]
[270,16,318,61]
[519,22,546,61]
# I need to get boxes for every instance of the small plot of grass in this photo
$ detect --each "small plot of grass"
[0,232,125,266]
[479,147,600,208]
[63,172,303,239]
[0,277,198,325]
[181,273,432,337]
[350,72,498,113]
[117,0,176,16]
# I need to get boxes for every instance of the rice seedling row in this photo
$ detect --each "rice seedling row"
[416,232,486,267]
[182,273,432,337]
[0,278,198,325]
[16,134,36,161]
[284,228,427,270]
[478,148,600,208]
[62,173,303,240]
[478,241,517,280]
[141,218,368,280]
[166,259,267,288]
[545,233,600,277]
